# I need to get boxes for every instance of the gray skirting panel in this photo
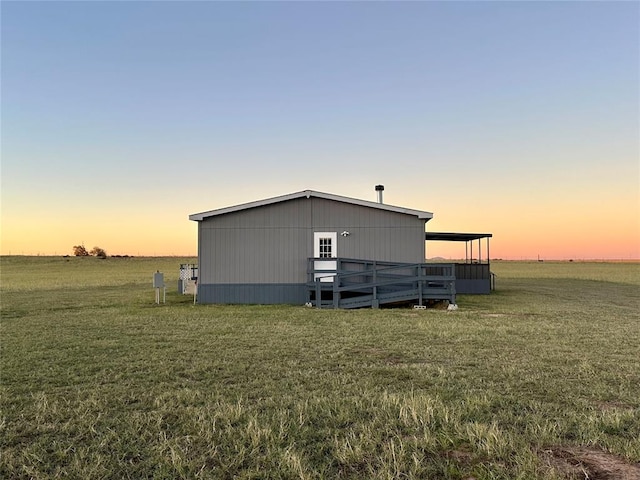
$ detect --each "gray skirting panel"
[455,279,491,294]
[197,283,307,305]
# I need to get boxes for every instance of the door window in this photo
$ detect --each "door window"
[318,237,333,258]
[314,232,337,258]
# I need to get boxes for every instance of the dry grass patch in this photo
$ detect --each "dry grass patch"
[543,447,640,480]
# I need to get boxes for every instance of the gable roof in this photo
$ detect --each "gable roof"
[189,190,434,221]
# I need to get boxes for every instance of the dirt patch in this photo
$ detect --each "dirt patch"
[595,400,635,412]
[481,312,540,318]
[542,447,640,480]
[444,449,474,466]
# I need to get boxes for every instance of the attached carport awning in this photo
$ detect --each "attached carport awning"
[425,232,492,242]
[425,232,493,263]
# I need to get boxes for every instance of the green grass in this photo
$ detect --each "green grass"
[1,257,639,479]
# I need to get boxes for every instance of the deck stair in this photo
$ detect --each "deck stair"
[307,258,456,309]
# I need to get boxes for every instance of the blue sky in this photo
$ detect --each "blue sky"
[2,1,638,258]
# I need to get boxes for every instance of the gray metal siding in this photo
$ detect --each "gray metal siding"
[454,264,491,294]
[199,199,312,285]
[309,198,425,263]
[197,196,426,288]
[200,227,309,284]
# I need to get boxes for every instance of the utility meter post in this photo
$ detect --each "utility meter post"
[153,271,165,304]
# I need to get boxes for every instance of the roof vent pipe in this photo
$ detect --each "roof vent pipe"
[375,185,384,204]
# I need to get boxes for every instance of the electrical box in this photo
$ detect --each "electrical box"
[153,272,164,288]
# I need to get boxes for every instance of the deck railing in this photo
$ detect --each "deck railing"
[307,258,456,309]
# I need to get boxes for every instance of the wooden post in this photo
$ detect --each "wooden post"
[418,265,423,307]
[315,280,321,309]
[372,261,379,308]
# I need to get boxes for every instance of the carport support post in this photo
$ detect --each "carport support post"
[487,237,490,264]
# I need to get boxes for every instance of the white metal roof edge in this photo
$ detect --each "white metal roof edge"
[311,190,434,220]
[189,190,433,221]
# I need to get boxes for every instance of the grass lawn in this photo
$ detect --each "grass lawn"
[1,257,639,479]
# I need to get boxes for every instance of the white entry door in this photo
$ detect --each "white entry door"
[314,232,337,282]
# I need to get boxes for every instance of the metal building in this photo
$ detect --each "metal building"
[189,188,492,307]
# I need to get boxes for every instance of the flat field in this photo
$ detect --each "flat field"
[1,257,639,479]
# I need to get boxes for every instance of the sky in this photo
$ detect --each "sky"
[1,1,638,260]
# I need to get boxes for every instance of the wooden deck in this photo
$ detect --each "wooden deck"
[307,258,456,309]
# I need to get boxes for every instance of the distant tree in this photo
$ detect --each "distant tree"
[90,246,107,259]
[73,245,90,256]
